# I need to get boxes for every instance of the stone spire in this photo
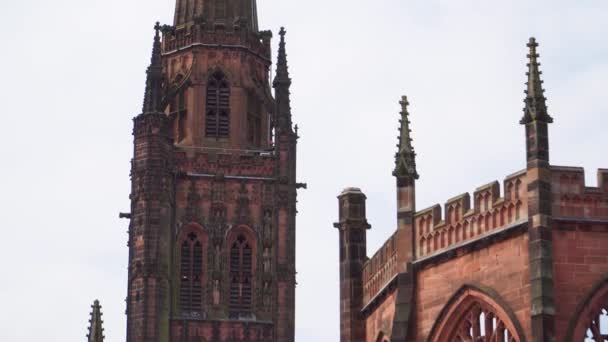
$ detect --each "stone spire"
[142,23,163,114]
[87,300,104,342]
[173,0,259,31]
[273,27,293,133]
[520,37,553,125]
[393,96,419,179]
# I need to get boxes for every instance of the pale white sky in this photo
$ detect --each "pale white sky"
[0,0,607,341]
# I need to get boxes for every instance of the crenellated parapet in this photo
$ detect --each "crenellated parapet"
[551,167,608,219]
[416,170,528,258]
[362,232,399,305]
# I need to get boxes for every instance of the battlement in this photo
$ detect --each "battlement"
[362,231,399,305]
[551,167,608,219]
[162,24,271,59]
[415,169,528,258]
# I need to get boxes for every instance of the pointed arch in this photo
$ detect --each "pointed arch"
[376,331,390,342]
[226,225,258,318]
[566,274,608,341]
[508,204,514,223]
[177,222,208,315]
[507,182,514,201]
[419,236,426,256]
[205,69,230,138]
[428,284,526,342]
[448,226,455,245]
[463,221,470,240]
[419,217,426,236]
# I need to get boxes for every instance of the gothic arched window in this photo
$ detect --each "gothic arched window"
[229,234,253,316]
[429,286,523,342]
[179,232,204,315]
[567,277,608,341]
[206,71,230,138]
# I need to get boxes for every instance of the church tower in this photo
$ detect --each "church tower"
[125,0,299,340]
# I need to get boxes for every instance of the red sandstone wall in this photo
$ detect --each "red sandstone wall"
[365,290,397,342]
[171,320,273,341]
[553,222,608,341]
[415,233,532,341]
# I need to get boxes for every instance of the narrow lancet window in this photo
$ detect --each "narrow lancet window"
[229,234,253,317]
[206,71,230,138]
[180,232,204,315]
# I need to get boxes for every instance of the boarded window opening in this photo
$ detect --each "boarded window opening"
[229,234,253,317]
[206,71,230,138]
[179,232,204,315]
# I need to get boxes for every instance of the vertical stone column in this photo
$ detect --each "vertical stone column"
[334,188,370,342]
[525,119,555,342]
[396,176,416,269]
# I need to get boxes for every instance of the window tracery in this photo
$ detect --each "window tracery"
[179,232,204,315]
[585,305,608,341]
[430,287,523,342]
[568,277,608,342]
[450,302,517,342]
[229,234,253,317]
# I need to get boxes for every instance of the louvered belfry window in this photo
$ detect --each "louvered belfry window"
[180,232,204,314]
[229,234,253,316]
[206,71,230,138]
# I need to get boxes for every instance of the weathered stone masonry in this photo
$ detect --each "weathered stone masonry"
[115,1,301,341]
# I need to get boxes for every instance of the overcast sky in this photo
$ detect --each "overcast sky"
[0,0,607,341]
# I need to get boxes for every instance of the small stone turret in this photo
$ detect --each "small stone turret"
[126,24,174,342]
[273,27,294,136]
[334,187,370,342]
[142,23,163,114]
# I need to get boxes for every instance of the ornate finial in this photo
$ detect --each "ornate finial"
[87,300,104,342]
[142,22,164,113]
[520,37,553,124]
[393,96,419,179]
[273,26,293,133]
[274,27,290,86]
